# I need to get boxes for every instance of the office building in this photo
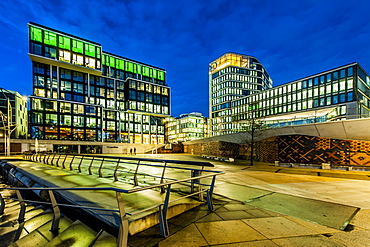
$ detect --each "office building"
[165,112,209,143]
[0,88,28,139]
[209,53,273,135]
[28,22,170,144]
[231,62,370,130]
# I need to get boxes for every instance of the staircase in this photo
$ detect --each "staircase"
[0,185,117,247]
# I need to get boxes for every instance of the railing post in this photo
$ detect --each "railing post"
[116,192,129,247]
[43,153,47,164]
[78,156,85,173]
[14,190,26,241]
[69,155,75,171]
[51,153,57,166]
[98,158,105,177]
[191,169,201,194]
[114,159,121,181]
[159,184,171,237]
[206,175,216,211]
[48,190,61,234]
[0,192,4,215]
[56,154,62,167]
[62,155,68,169]
[134,160,140,186]
[88,157,95,175]
[160,162,167,193]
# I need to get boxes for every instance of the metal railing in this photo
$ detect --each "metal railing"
[23,153,214,194]
[0,171,222,247]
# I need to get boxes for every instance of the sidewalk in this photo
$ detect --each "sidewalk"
[127,154,370,246]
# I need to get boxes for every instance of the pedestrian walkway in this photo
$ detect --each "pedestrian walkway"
[3,154,370,246]
[127,154,370,246]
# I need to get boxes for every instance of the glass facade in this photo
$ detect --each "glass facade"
[0,89,28,139]
[209,53,273,135]
[166,113,209,143]
[230,63,370,132]
[28,22,169,143]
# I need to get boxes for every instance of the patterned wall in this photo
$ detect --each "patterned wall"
[277,135,370,166]
[185,135,370,166]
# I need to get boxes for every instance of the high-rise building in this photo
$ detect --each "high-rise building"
[232,62,370,129]
[210,53,370,136]
[209,53,273,136]
[165,112,209,143]
[28,22,170,144]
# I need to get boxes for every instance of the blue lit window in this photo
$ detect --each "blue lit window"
[332,95,338,104]
[347,92,353,101]
[348,67,353,77]
[339,93,346,103]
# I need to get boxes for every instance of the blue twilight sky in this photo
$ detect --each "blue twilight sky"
[1,0,370,117]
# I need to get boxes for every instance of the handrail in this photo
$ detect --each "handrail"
[23,153,216,196]
[0,171,222,247]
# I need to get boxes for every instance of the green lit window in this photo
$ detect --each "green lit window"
[44,31,57,46]
[116,59,124,70]
[142,66,149,76]
[134,64,141,74]
[158,71,165,80]
[85,44,96,57]
[58,36,71,50]
[102,54,107,65]
[72,40,83,53]
[109,56,115,67]
[30,26,42,42]
[125,61,133,72]
[97,47,101,59]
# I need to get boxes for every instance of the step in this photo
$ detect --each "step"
[11,215,73,247]
[45,220,97,247]
[91,230,117,247]
[19,209,54,238]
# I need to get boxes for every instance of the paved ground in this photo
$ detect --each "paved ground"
[126,154,370,246]
[3,153,370,246]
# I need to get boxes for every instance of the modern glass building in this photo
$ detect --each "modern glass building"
[165,112,209,143]
[231,62,370,131]
[0,88,28,139]
[209,53,273,136]
[28,22,170,144]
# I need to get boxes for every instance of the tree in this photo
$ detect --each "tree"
[239,103,265,166]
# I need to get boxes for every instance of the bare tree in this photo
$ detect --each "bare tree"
[239,103,265,166]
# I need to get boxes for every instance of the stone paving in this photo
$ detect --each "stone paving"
[127,154,370,247]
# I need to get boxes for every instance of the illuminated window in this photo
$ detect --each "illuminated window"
[326,84,332,93]
[319,86,325,95]
[30,26,42,42]
[72,54,84,66]
[44,31,57,46]
[85,44,96,57]
[58,36,71,50]
[308,100,313,108]
[314,88,318,96]
[85,57,96,69]
[333,83,339,93]
[72,40,84,53]
[347,79,353,89]
[59,50,71,63]
[340,80,346,91]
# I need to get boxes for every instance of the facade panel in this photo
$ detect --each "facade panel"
[28,22,169,144]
